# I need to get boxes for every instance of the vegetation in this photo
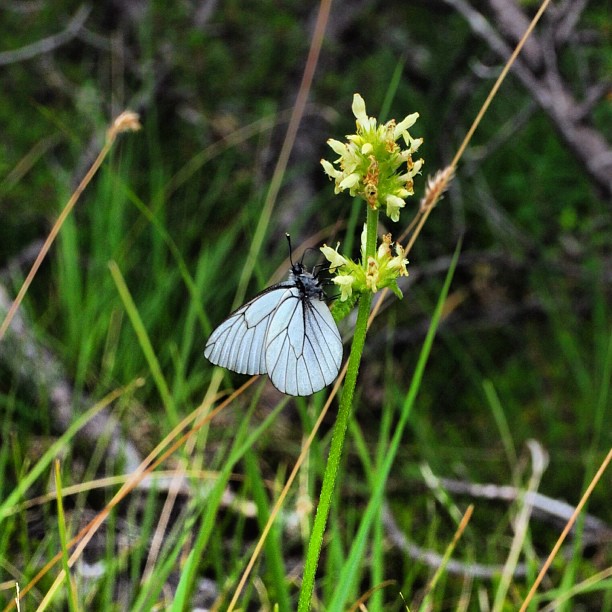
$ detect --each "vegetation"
[0,1,610,610]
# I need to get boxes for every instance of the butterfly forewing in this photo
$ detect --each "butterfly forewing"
[204,286,289,375]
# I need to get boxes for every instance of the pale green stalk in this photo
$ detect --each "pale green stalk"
[298,206,378,611]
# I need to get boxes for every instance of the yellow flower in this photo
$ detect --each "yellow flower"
[388,242,409,277]
[385,195,406,222]
[352,93,373,130]
[365,257,379,292]
[393,112,419,141]
[321,93,423,223]
[333,274,355,301]
[321,229,408,304]
[320,244,348,269]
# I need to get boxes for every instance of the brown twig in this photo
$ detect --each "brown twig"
[383,502,529,580]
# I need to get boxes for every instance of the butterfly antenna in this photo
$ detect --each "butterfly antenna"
[302,246,324,266]
[285,233,296,268]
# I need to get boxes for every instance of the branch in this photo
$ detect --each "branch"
[0,281,141,472]
[0,5,90,66]
[444,0,612,200]
[383,503,529,579]
[435,477,612,545]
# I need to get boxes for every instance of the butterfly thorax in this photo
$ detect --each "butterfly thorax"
[289,264,325,300]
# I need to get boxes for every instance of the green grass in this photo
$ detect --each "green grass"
[1,3,611,610]
[1,134,609,608]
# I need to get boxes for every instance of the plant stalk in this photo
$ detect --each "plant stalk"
[298,206,378,610]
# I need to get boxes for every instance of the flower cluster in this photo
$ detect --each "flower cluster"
[321,93,423,222]
[321,225,408,302]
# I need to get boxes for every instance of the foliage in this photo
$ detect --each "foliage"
[0,1,610,610]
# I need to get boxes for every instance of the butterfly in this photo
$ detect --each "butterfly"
[204,257,342,396]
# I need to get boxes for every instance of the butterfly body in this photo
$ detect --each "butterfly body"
[204,263,342,396]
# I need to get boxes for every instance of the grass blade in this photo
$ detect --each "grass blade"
[328,240,462,610]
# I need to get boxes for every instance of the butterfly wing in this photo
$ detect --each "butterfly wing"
[265,289,342,396]
[204,284,291,375]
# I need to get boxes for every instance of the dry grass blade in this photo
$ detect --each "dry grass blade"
[448,0,553,170]
[8,378,254,611]
[347,580,398,612]
[416,505,475,610]
[493,440,548,612]
[398,0,553,260]
[519,447,612,612]
[225,361,347,612]
[0,110,140,344]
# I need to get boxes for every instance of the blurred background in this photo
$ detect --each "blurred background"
[0,1,610,609]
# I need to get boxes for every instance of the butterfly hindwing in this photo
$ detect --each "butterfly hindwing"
[265,287,342,396]
[304,297,343,383]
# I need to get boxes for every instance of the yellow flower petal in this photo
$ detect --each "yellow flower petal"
[385,194,405,222]
[327,139,347,156]
[320,244,348,269]
[393,112,419,139]
[339,173,360,190]
[351,94,368,128]
[333,275,355,301]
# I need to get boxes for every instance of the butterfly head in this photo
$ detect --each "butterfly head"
[289,262,325,300]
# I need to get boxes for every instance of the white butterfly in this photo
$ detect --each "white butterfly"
[204,261,342,396]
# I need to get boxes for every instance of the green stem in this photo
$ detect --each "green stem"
[298,206,378,611]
